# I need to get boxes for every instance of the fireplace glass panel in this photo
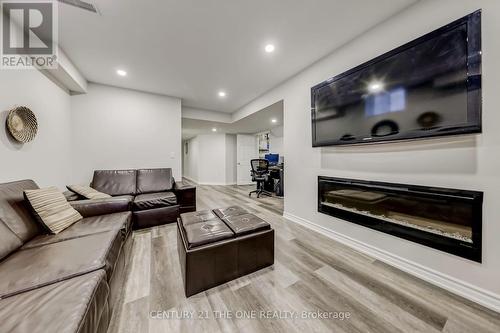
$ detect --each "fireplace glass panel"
[318,177,482,261]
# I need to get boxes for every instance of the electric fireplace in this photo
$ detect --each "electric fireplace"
[318,176,482,262]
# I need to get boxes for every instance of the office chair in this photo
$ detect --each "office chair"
[249,159,273,198]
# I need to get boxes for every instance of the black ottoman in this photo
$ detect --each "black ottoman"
[177,207,274,297]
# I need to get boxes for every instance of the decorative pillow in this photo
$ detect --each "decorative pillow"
[63,190,83,201]
[67,185,112,200]
[24,187,82,234]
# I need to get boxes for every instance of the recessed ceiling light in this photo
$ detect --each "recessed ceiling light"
[212,128,217,132]
[218,91,226,97]
[265,44,275,53]
[271,118,277,123]
[116,69,127,77]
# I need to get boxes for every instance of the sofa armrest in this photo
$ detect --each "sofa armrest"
[70,197,130,217]
[173,182,196,213]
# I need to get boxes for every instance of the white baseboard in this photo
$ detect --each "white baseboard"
[199,181,238,186]
[182,177,242,186]
[283,211,500,314]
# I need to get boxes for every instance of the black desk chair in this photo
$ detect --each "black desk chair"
[249,159,273,198]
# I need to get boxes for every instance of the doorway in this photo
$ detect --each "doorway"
[236,134,258,185]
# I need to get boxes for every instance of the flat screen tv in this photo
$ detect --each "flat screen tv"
[311,10,481,147]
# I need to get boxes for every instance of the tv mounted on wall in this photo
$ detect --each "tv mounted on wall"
[311,10,481,147]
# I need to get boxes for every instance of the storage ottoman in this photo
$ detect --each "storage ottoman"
[177,207,274,297]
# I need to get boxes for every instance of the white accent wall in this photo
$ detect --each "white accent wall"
[0,69,72,189]
[70,83,182,184]
[232,0,500,311]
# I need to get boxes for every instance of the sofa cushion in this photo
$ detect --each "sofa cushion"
[0,270,109,333]
[63,190,83,202]
[222,213,271,236]
[24,187,83,234]
[132,192,177,211]
[183,219,234,249]
[0,221,23,261]
[136,168,174,194]
[180,210,218,226]
[67,184,112,199]
[0,179,42,243]
[22,212,132,249]
[112,195,135,203]
[133,206,179,229]
[0,229,123,298]
[92,170,137,196]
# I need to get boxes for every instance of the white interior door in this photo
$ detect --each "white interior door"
[237,134,258,185]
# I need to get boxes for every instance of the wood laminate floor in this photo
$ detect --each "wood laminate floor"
[108,181,500,333]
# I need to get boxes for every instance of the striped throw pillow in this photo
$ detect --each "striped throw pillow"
[67,185,111,200]
[24,187,83,234]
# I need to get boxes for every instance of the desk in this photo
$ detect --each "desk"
[265,165,284,196]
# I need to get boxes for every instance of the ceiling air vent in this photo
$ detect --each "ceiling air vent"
[58,0,98,14]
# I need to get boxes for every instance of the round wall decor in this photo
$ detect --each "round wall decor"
[6,106,38,143]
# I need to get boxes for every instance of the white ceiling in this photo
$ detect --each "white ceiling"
[58,0,417,113]
[182,101,283,140]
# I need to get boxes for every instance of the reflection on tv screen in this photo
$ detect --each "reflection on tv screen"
[365,87,406,117]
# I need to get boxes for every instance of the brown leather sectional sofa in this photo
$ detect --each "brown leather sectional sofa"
[0,179,133,332]
[69,168,196,229]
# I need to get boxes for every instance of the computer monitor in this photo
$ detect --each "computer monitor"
[265,153,279,165]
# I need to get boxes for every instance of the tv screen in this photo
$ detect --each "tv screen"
[311,10,481,147]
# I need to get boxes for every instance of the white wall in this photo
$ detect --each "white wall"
[183,136,200,182]
[232,0,500,311]
[70,83,182,184]
[182,107,232,123]
[0,69,72,189]
[269,126,284,155]
[225,134,237,184]
[183,133,236,185]
[197,135,226,185]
